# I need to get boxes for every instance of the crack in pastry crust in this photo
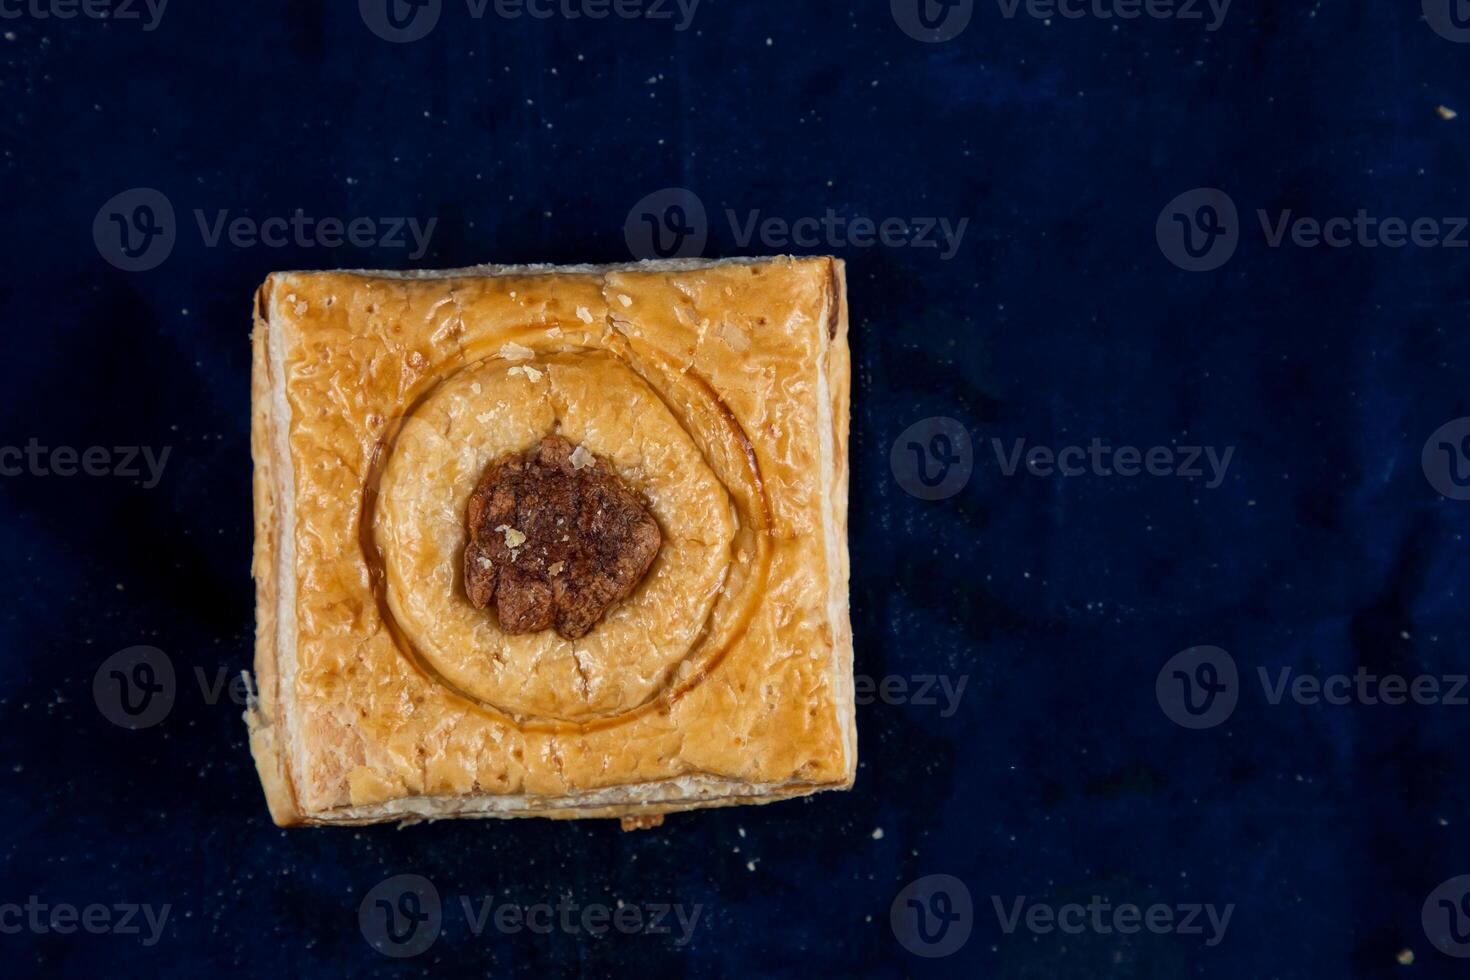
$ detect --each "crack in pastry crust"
[463,436,662,639]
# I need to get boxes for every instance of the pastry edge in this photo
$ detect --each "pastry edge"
[245,256,855,827]
[247,273,305,826]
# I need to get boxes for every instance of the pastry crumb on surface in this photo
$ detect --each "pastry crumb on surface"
[576,305,594,323]
[620,813,665,832]
[497,341,536,360]
[570,445,594,470]
[618,294,632,307]
[1396,949,1414,965]
[495,525,527,549]
[507,364,544,382]
[715,318,751,352]
[1437,105,1458,120]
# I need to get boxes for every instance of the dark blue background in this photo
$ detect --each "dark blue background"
[3,0,1470,976]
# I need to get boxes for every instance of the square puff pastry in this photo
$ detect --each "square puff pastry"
[248,256,854,826]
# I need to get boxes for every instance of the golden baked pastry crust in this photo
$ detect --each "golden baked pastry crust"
[247,257,853,826]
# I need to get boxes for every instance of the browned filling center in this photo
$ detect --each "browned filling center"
[463,436,662,640]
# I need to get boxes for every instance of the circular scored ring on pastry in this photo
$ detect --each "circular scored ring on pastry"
[362,338,772,731]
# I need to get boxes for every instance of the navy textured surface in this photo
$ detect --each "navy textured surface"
[3,1,1470,977]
